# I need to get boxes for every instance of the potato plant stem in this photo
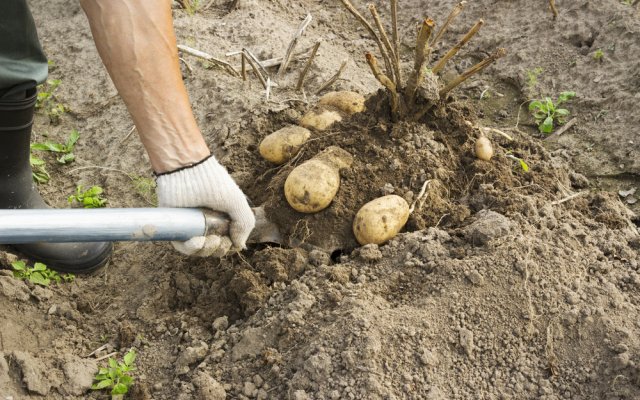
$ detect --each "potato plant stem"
[365,52,399,117]
[296,41,321,92]
[406,18,434,104]
[390,0,400,74]
[368,4,402,86]
[430,1,467,48]
[549,0,558,19]
[439,48,506,97]
[414,18,435,73]
[339,0,395,80]
[432,19,484,74]
[242,49,268,89]
[277,14,313,78]
[315,59,348,94]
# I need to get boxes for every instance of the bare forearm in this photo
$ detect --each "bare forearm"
[80,0,210,173]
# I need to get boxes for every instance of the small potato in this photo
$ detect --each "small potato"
[284,146,353,213]
[318,91,365,115]
[259,125,311,164]
[353,195,410,245]
[475,136,494,161]
[299,108,342,131]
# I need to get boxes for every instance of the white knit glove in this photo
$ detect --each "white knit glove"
[156,156,256,257]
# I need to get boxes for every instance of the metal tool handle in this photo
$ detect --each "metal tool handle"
[0,208,229,244]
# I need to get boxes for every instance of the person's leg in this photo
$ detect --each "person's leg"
[0,1,112,273]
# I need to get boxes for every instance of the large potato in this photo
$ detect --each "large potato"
[353,195,410,245]
[318,91,365,115]
[259,125,311,164]
[299,108,342,131]
[284,146,353,213]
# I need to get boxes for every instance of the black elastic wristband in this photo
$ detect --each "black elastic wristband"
[154,154,214,177]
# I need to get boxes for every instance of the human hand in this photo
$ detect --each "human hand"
[156,156,256,257]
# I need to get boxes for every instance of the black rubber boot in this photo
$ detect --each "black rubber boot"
[0,89,112,274]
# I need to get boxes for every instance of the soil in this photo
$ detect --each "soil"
[1,0,640,399]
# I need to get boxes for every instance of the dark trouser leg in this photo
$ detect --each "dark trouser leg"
[0,2,112,273]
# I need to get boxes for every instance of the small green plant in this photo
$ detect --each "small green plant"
[30,153,51,184]
[506,153,530,172]
[11,260,74,286]
[525,67,543,97]
[177,0,201,14]
[528,91,576,134]
[593,49,604,61]
[31,129,80,165]
[35,79,69,124]
[68,185,107,208]
[131,175,157,206]
[92,349,137,399]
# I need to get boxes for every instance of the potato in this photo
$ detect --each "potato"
[318,91,365,115]
[284,146,353,213]
[475,136,494,161]
[259,125,311,164]
[353,195,410,245]
[299,108,342,131]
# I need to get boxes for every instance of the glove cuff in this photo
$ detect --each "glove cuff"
[154,154,213,177]
[156,155,234,208]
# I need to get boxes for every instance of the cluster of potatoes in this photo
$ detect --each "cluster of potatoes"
[259,91,410,246]
[259,91,494,247]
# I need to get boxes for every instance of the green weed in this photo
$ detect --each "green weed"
[506,153,530,172]
[528,91,576,134]
[177,0,201,15]
[35,79,69,125]
[11,260,74,286]
[525,67,543,97]
[593,49,604,61]
[92,349,137,399]
[131,175,157,206]
[68,185,107,208]
[30,154,50,184]
[31,129,80,165]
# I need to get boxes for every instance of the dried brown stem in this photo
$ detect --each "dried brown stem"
[242,49,268,89]
[430,1,467,48]
[406,18,434,104]
[432,19,484,74]
[549,0,558,20]
[339,0,395,80]
[390,0,400,73]
[241,53,247,81]
[369,4,401,85]
[414,18,435,72]
[296,41,321,92]
[315,59,348,94]
[439,48,507,97]
[366,52,399,117]
[278,14,313,78]
[177,44,240,77]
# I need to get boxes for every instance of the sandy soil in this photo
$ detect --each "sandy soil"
[1,0,639,399]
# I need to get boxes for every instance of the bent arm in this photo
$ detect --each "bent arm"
[80,0,210,173]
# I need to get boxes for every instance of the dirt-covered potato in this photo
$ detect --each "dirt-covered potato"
[259,125,311,164]
[353,195,410,245]
[318,91,366,115]
[284,146,353,213]
[475,136,494,161]
[299,108,342,131]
